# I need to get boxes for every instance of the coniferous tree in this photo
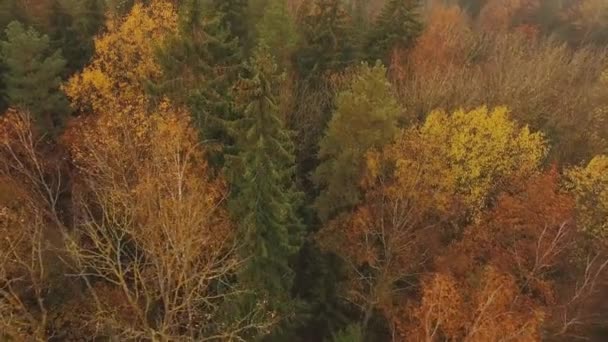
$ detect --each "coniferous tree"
[211,0,250,51]
[49,0,105,75]
[365,0,422,63]
[295,0,357,79]
[154,0,243,164]
[0,21,68,133]
[256,0,299,70]
[229,46,303,316]
[290,0,359,194]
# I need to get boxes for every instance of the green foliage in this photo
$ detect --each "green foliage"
[211,0,250,51]
[314,62,400,221]
[0,21,68,133]
[365,0,422,63]
[229,47,303,313]
[331,324,363,342]
[295,0,357,78]
[0,0,26,33]
[49,0,105,75]
[154,0,243,163]
[256,0,299,70]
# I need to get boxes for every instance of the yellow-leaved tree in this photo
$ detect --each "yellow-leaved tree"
[398,106,547,214]
[566,155,608,241]
[317,106,547,336]
[63,0,177,114]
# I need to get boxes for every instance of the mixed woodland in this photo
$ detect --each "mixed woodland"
[1,0,608,340]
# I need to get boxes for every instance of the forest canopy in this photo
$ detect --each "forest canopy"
[1,0,608,341]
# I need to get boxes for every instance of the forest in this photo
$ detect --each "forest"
[0,0,608,340]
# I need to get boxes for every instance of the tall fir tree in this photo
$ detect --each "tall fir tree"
[154,0,244,165]
[229,46,303,318]
[365,0,422,63]
[0,21,68,133]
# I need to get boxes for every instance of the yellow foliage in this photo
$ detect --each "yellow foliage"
[383,106,547,215]
[565,155,608,240]
[63,0,177,114]
[61,98,238,336]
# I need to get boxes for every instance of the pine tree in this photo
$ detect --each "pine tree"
[0,21,68,133]
[154,0,244,164]
[365,0,422,63]
[313,62,400,221]
[229,46,303,314]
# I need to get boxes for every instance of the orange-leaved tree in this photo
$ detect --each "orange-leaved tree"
[61,100,274,339]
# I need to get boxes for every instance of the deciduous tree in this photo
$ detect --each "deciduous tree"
[64,0,177,115]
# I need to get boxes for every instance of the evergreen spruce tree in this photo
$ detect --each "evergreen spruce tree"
[154,0,244,165]
[229,46,303,316]
[0,21,68,133]
[365,0,422,63]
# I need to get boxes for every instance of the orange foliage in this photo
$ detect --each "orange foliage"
[479,0,540,33]
[407,268,543,341]
[410,3,474,74]
[405,170,578,340]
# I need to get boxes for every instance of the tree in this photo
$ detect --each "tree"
[0,21,68,133]
[317,106,548,337]
[256,0,299,70]
[211,0,250,50]
[64,0,178,115]
[229,48,303,319]
[409,3,474,75]
[154,0,244,165]
[48,0,105,75]
[313,62,400,222]
[0,109,67,341]
[365,0,422,64]
[411,106,547,214]
[398,33,608,164]
[478,0,540,34]
[408,169,608,340]
[294,0,357,79]
[565,155,608,241]
[60,99,274,339]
